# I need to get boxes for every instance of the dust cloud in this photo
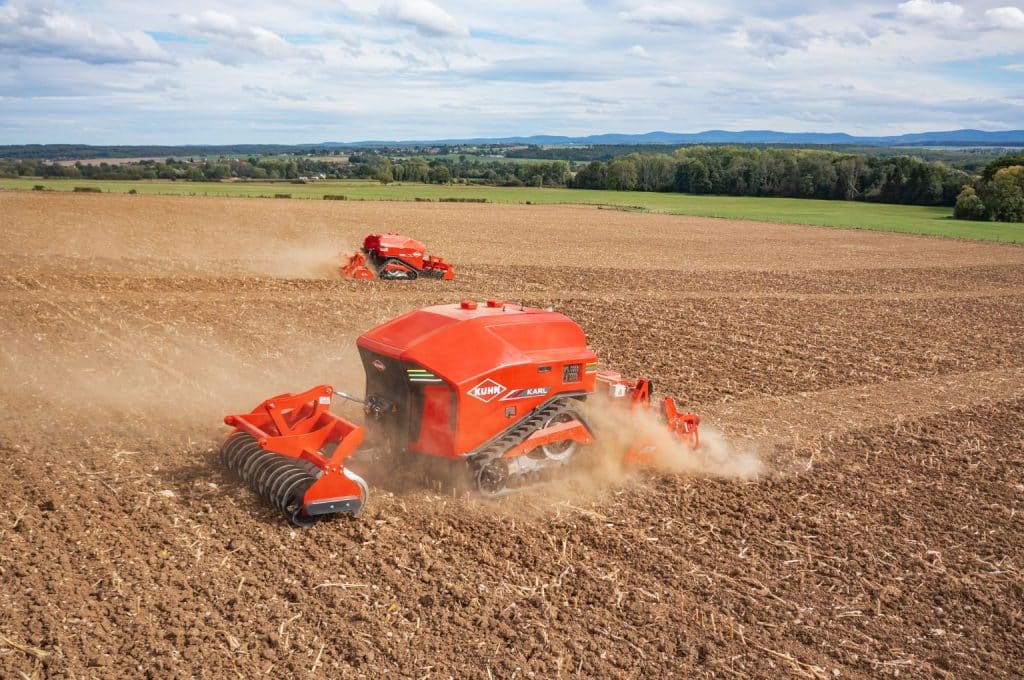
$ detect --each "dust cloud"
[0,323,366,439]
[579,395,764,483]
[241,241,346,279]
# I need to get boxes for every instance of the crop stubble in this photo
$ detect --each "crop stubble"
[1,192,1022,678]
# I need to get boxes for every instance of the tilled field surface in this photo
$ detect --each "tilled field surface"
[1,192,1023,679]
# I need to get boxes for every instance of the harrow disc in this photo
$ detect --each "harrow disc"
[220,432,322,526]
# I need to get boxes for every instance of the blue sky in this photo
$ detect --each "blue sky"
[0,0,1021,143]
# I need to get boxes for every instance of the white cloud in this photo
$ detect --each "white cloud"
[179,10,290,57]
[1,1,1023,143]
[985,6,1024,29]
[731,21,817,58]
[183,11,246,38]
[896,0,965,24]
[0,3,169,64]
[379,0,468,37]
[618,3,722,28]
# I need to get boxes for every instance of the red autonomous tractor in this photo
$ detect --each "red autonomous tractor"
[222,300,699,525]
[340,233,455,280]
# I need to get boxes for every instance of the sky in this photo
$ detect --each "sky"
[0,0,1022,144]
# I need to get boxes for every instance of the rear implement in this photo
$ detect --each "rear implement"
[222,385,368,525]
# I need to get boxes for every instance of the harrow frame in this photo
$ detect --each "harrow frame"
[222,385,368,523]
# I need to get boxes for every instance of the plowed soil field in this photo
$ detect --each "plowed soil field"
[2,192,1023,679]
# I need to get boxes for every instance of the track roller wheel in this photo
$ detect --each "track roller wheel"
[379,258,418,280]
[475,459,510,498]
[536,410,581,462]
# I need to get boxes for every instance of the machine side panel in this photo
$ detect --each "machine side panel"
[450,356,597,454]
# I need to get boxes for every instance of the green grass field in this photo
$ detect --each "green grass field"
[4,177,1022,244]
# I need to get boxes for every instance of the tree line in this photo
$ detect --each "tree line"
[0,156,352,181]
[570,146,971,206]
[505,143,1014,172]
[0,154,572,187]
[11,146,1024,216]
[954,153,1024,222]
[361,155,570,187]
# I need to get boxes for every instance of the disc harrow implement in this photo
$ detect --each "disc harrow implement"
[221,385,368,525]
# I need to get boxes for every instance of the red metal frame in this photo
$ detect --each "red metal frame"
[661,397,700,451]
[501,419,594,458]
[223,385,366,508]
[419,255,456,280]
[339,251,376,279]
[595,372,701,465]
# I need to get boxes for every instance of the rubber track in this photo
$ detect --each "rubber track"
[466,397,588,495]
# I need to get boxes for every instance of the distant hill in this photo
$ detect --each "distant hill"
[338,129,1024,147]
[3,129,1022,161]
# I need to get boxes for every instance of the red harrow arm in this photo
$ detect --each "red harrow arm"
[221,385,368,526]
[339,251,376,279]
[419,256,456,280]
[595,371,700,465]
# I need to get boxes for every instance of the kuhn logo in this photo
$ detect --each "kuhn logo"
[372,359,386,372]
[467,378,506,403]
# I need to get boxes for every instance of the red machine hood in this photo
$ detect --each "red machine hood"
[374,233,426,253]
[357,301,596,387]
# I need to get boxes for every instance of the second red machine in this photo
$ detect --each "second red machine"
[340,233,455,280]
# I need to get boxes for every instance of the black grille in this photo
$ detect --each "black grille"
[359,349,412,452]
[563,363,581,383]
